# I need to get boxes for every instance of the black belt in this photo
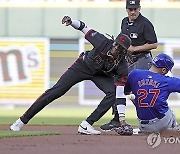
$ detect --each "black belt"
[140,120,150,124]
[140,114,165,124]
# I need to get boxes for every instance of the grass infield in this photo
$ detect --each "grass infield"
[0,106,139,126]
[1,106,180,126]
[0,106,180,138]
[0,130,60,139]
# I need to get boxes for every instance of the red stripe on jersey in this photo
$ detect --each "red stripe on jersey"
[114,83,125,86]
[85,29,94,38]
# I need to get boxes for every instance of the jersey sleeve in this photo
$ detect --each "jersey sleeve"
[124,70,136,93]
[143,21,157,44]
[167,76,180,92]
[85,29,107,48]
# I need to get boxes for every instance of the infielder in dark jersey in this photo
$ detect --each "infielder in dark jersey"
[125,53,179,132]
[101,0,158,131]
[10,16,132,135]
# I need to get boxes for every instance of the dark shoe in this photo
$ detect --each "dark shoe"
[100,120,120,131]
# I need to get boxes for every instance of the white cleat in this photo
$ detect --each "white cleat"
[78,120,101,135]
[10,118,25,131]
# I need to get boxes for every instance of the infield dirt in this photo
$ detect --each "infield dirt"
[0,125,179,154]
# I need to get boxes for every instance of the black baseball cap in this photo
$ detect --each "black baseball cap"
[126,0,140,9]
[114,34,131,50]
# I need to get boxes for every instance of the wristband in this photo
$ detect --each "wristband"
[78,21,86,30]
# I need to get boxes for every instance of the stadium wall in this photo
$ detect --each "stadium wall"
[0,2,180,38]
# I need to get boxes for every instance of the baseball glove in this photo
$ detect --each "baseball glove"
[115,124,133,136]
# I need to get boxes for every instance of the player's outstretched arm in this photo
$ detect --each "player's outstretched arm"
[62,16,91,35]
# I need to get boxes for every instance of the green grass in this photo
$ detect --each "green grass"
[0,130,60,139]
[1,106,180,126]
[0,106,180,139]
[0,106,139,126]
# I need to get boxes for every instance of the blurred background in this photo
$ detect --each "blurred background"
[0,0,180,109]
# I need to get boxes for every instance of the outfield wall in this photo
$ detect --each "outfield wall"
[0,2,180,38]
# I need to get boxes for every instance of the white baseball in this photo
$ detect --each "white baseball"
[129,94,135,100]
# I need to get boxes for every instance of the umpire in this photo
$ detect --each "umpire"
[10,16,132,135]
[101,0,158,131]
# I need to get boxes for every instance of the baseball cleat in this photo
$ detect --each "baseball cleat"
[100,119,121,132]
[78,120,101,135]
[10,118,25,131]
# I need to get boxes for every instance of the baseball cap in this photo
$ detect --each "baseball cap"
[126,0,140,9]
[114,34,131,50]
[152,53,174,72]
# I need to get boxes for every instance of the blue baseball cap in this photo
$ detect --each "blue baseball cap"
[152,53,174,71]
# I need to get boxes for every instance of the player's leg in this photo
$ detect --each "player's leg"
[86,75,116,124]
[169,109,179,130]
[10,59,93,131]
[78,75,116,134]
[161,109,179,131]
[139,109,178,132]
[100,99,126,131]
[100,79,127,131]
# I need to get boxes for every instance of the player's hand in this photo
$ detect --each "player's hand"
[127,45,141,53]
[127,45,135,53]
[62,16,72,26]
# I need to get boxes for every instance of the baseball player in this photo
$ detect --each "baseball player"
[101,0,158,131]
[10,16,133,135]
[124,53,179,132]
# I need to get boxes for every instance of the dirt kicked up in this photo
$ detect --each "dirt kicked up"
[0,125,179,154]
